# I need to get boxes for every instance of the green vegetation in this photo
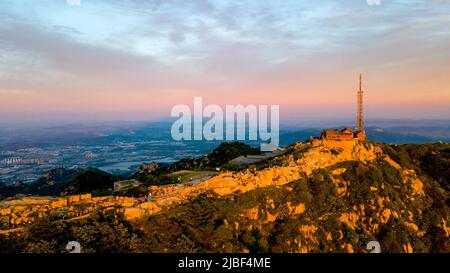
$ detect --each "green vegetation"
[167,142,261,172]
[0,168,118,199]
[0,142,448,253]
[128,170,219,194]
[136,142,260,185]
[0,210,136,253]
[166,170,218,183]
[381,143,449,191]
[2,154,447,253]
[62,168,118,196]
[205,142,261,166]
[129,155,448,253]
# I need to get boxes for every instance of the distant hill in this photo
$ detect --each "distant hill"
[168,142,261,171]
[0,168,118,198]
[134,142,261,182]
[60,168,118,195]
[26,168,84,196]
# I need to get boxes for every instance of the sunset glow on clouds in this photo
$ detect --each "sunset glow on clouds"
[0,0,449,123]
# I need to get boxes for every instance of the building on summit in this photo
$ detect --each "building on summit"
[320,74,366,140]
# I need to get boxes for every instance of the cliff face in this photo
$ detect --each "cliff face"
[0,140,448,253]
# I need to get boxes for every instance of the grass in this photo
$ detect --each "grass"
[166,170,219,183]
[113,180,142,195]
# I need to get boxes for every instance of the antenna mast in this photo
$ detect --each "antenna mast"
[356,74,365,132]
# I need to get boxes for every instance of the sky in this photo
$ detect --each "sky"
[0,0,449,125]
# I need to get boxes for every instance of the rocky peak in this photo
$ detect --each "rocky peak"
[136,162,160,175]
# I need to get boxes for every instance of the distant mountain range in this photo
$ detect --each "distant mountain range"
[1,120,449,151]
[0,121,449,186]
[0,142,262,198]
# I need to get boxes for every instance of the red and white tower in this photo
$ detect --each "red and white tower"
[356,74,366,139]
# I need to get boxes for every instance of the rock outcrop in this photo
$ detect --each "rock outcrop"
[0,139,413,230]
[0,194,136,233]
[1,140,448,253]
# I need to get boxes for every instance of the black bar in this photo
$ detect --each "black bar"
[1,253,447,272]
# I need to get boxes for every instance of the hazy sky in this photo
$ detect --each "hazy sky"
[0,0,449,124]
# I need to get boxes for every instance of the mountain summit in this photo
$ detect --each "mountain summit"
[0,139,448,253]
[130,139,448,253]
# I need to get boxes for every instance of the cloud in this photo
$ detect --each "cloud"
[0,0,449,121]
